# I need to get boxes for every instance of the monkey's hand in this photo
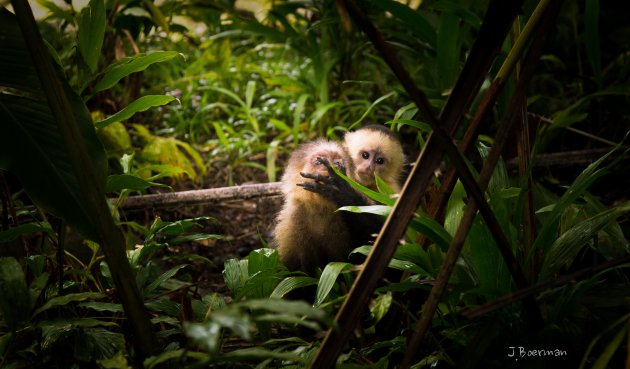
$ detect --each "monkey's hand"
[298,160,367,207]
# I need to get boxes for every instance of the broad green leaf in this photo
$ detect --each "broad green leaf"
[0,9,107,241]
[106,174,162,193]
[78,302,124,313]
[243,299,326,320]
[144,264,189,295]
[0,222,54,242]
[33,292,106,317]
[315,262,352,307]
[77,0,105,73]
[540,201,630,280]
[270,276,318,298]
[93,51,181,94]
[408,212,453,251]
[0,257,31,330]
[437,10,459,90]
[95,95,176,129]
[247,248,280,275]
[223,259,248,296]
[370,292,392,324]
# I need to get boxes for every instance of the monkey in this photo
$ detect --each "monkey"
[343,124,405,194]
[299,125,405,248]
[273,139,356,275]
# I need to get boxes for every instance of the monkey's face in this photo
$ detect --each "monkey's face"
[344,130,404,190]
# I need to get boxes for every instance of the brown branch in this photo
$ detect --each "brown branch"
[116,182,283,210]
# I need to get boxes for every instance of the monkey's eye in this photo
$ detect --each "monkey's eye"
[361,152,370,160]
[314,158,323,165]
[334,161,342,168]
[375,157,385,165]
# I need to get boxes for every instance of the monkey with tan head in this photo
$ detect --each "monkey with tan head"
[273,126,405,275]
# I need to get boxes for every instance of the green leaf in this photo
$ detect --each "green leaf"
[33,292,106,317]
[0,257,31,330]
[530,147,624,259]
[247,248,280,275]
[77,0,105,73]
[95,95,176,129]
[144,264,188,295]
[315,262,353,307]
[584,0,602,83]
[349,91,396,129]
[223,259,248,296]
[590,325,627,369]
[540,201,630,280]
[93,51,182,94]
[0,221,54,242]
[372,0,436,48]
[270,276,318,298]
[0,8,107,241]
[78,302,124,313]
[106,174,163,193]
[220,347,300,362]
[437,10,459,90]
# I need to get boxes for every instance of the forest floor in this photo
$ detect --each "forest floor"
[121,164,283,297]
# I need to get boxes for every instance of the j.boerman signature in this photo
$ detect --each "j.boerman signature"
[507,346,568,361]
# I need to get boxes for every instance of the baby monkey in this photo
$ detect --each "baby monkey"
[300,125,405,246]
[273,139,355,275]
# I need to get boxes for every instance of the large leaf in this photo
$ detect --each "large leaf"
[95,95,176,129]
[92,51,182,94]
[315,262,353,307]
[77,0,105,73]
[0,8,107,240]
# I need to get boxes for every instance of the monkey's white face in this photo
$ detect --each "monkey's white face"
[344,129,404,190]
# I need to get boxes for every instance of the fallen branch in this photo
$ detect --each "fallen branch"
[116,182,283,210]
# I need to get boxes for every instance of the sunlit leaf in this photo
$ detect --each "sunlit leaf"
[315,262,352,307]
[95,95,176,129]
[93,51,182,94]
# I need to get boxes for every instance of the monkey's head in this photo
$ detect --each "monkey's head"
[301,140,349,178]
[282,139,352,199]
[344,125,404,191]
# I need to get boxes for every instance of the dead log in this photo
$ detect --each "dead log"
[116,182,283,210]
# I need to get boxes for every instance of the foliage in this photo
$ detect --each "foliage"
[1,0,630,368]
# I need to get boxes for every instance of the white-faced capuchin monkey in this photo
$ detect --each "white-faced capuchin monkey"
[343,124,405,193]
[299,125,405,248]
[273,139,355,275]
